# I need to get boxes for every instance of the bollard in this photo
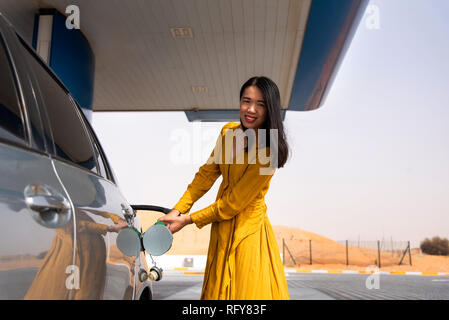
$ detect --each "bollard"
[377,240,381,268]
[309,239,312,265]
[346,240,349,266]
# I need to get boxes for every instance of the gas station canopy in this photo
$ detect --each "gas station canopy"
[0,0,368,121]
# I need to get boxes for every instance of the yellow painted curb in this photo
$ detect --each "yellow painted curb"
[390,271,406,275]
[422,272,439,276]
[177,268,449,276]
[184,272,205,275]
[289,269,448,276]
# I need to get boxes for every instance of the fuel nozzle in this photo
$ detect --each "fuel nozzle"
[148,266,163,281]
[138,268,148,282]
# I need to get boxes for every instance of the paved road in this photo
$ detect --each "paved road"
[150,271,449,300]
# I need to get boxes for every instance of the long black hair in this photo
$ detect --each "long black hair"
[239,76,289,168]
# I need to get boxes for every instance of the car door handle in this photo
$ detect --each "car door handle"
[24,184,72,228]
[25,194,71,213]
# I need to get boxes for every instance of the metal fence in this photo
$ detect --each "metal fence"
[282,238,413,268]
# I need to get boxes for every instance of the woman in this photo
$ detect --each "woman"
[158,76,290,300]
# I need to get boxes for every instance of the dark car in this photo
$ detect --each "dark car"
[0,12,156,300]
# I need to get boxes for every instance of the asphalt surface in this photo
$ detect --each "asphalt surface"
[3,268,448,300]
[150,270,449,300]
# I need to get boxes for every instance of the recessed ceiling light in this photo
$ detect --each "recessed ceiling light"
[191,86,208,94]
[170,27,193,38]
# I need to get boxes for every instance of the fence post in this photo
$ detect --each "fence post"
[309,239,312,265]
[346,240,349,266]
[408,241,412,266]
[377,240,381,268]
[282,238,285,265]
[398,242,408,266]
[283,239,297,266]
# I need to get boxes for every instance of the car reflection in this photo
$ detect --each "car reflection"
[24,211,127,299]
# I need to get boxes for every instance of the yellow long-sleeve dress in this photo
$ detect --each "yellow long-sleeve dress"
[173,121,290,300]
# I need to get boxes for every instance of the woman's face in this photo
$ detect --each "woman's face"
[240,85,267,130]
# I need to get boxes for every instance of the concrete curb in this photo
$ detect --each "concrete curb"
[162,267,449,277]
[284,268,449,276]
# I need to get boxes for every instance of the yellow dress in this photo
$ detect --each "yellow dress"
[173,121,290,300]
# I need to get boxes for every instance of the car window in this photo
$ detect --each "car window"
[20,41,99,174]
[91,135,109,180]
[69,94,111,181]
[0,36,26,146]
[89,129,110,180]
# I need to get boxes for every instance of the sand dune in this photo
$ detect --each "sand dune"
[0,212,447,273]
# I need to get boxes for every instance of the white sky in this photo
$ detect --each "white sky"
[92,0,449,248]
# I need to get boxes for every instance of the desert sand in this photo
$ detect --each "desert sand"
[2,211,446,273]
[137,211,449,273]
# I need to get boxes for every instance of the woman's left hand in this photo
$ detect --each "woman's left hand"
[158,213,192,234]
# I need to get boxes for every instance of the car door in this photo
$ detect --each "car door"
[16,33,141,300]
[0,16,76,300]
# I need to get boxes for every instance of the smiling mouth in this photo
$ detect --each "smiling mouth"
[244,115,257,123]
